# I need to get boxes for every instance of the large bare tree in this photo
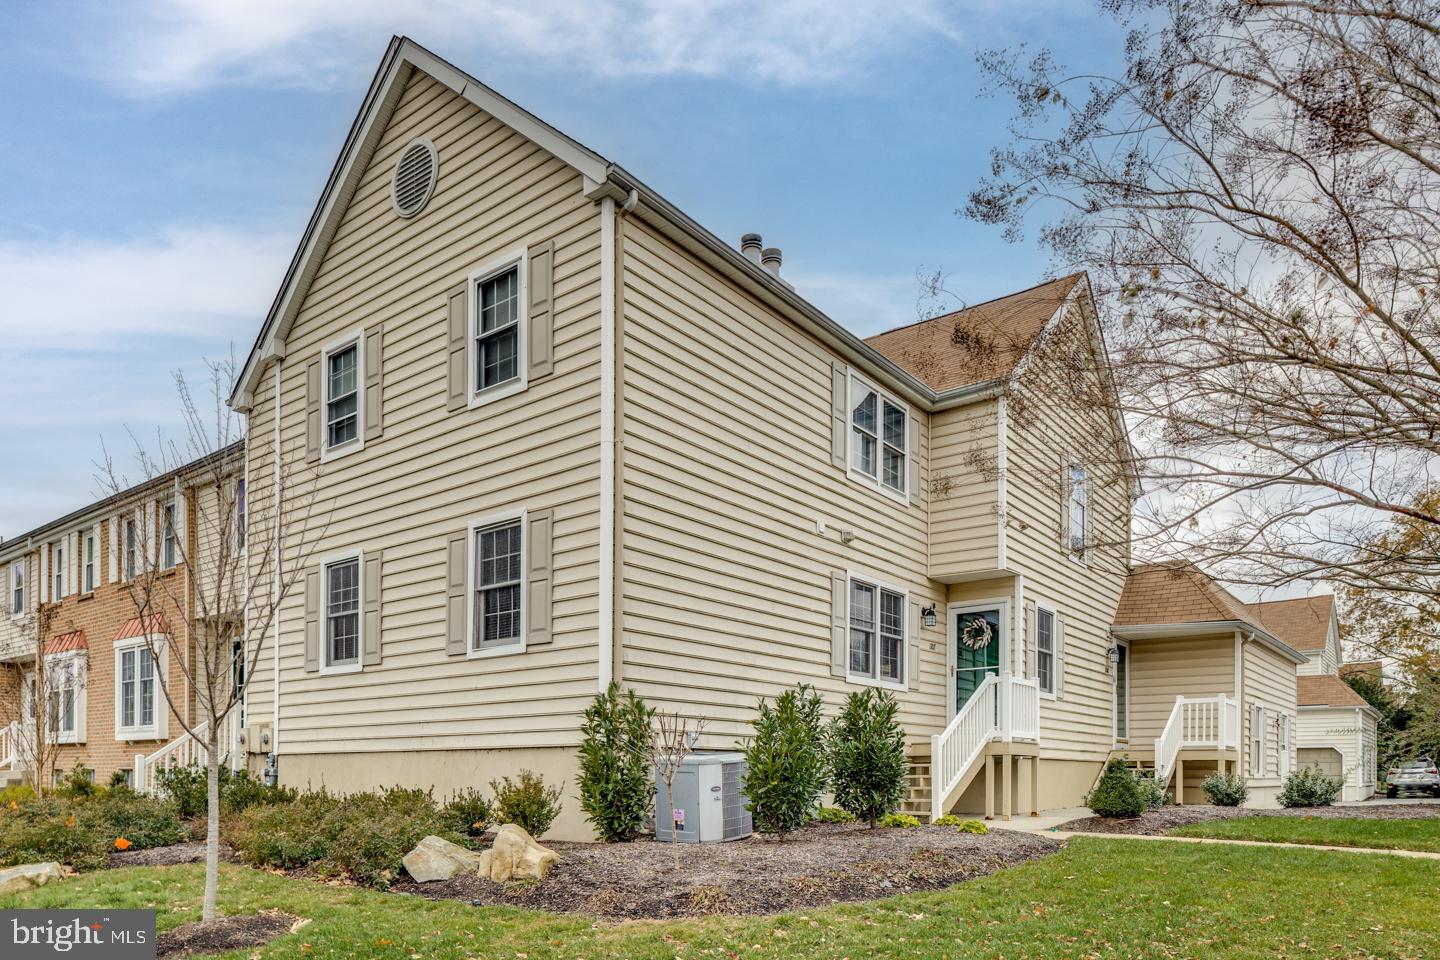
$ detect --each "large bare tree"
[101,358,321,923]
[967,0,1440,600]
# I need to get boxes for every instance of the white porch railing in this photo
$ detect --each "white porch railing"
[930,674,1040,821]
[1154,694,1240,786]
[0,720,19,770]
[134,710,243,795]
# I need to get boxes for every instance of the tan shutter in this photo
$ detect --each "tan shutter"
[38,545,48,604]
[908,600,921,687]
[830,362,848,469]
[108,516,119,584]
[1054,615,1066,698]
[172,493,186,566]
[528,240,555,381]
[363,551,382,666]
[303,568,320,673]
[830,570,847,677]
[526,510,554,647]
[909,415,924,503]
[445,531,469,656]
[1025,601,1037,678]
[364,324,384,442]
[305,359,322,464]
[446,282,469,412]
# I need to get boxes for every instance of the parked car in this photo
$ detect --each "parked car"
[1386,759,1440,798]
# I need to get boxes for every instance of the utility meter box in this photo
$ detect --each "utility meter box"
[655,752,752,843]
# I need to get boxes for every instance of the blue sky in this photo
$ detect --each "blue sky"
[0,0,1120,538]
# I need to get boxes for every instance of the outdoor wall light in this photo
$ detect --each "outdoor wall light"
[1106,646,1121,670]
[921,604,938,628]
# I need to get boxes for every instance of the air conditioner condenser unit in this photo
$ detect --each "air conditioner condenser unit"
[655,751,753,843]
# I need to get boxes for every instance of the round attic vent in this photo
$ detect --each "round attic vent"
[391,139,438,218]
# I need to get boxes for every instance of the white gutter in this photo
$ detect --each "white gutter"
[597,195,616,692]
[271,360,283,744]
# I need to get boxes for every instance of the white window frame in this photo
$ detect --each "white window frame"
[160,502,178,570]
[466,508,528,659]
[1250,703,1265,777]
[320,328,366,461]
[1066,461,1089,562]
[44,651,84,745]
[845,371,909,505]
[1112,639,1130,745]
[319,548,365,676]
[846,570,908,691]
[114,636,164,741]
[51,541,66,599]
[468,248,529,409]
[83,530,97,593]
[123,517,139,581]
[1035,603,1058,698]
[1278,713,1292,778]
[9,560,24,620]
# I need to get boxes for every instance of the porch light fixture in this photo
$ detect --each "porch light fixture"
[921,604,938,628]
[1106,646,1122,670]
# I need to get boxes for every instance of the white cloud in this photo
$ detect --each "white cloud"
[86,0,962,95]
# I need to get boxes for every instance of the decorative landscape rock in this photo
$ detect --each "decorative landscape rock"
[477,823,559,882]
[402,836,486,883]
[0,862,64,896]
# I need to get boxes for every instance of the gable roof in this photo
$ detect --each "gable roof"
[1340,660,1383,680]
[1247,595,1334,654]
[1297,673,1374,711]
[864,274,1084,392]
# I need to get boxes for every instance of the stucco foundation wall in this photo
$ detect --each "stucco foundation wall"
[948,757,1102,816]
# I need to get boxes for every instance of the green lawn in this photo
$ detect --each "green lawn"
[4,838,1437,959]
[1169,815,1440,853]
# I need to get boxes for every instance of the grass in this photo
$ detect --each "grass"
[4,838,1439,958]
[1170,815,1440,852]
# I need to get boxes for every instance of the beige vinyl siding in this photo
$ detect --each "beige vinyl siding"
[617,216,947,743]
[1125,635,1236,744]
[1243,638,1298,784]
[1001,307,1130,762]
[244,71,603,756]
[0,549,35,660]
[1295,640,1338,676]
[1297,706,1374,801]
[928,400,999,580]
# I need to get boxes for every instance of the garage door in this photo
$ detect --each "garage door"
[1298,748,1342,778]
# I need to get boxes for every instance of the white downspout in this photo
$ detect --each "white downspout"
[597,195,616,692]
[996,395,1008,571]
[271,360,283,746]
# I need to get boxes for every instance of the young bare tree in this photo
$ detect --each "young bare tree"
[0,601,82,796]
[100,357,322,923]
[967,0,1440,598]
[651,710,707,866]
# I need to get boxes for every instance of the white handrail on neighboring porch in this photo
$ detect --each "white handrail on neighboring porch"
[0,720,19,770]
[134,710,243,795]
[930,674,1040,822]
[1155,694,1240,785]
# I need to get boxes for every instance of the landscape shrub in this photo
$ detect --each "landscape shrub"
[1201,771,1249,807]
[827,688,907,828]
[490,771,563,838]
[741,683,827,841]
[0,791,184,871]
[932,814,964,827]
[577,682,655,842]
[954,818,988,834]
[60,763,100,798]
[108,770,130,788]
[154,763,296,818]
[440,788,493,837]
[1134,771,1168,809]
[1085,759,1146,818]
[229,786,470,889]
[1279,765,1342,808]
[878,812,921,829]
[0,784,35,808]
[814,806,857,824]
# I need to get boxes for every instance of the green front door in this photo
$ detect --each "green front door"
[954,609,1002,714]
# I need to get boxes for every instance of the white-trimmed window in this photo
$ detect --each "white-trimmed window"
[847,574,906,687]
[235,478,247,550]
[1067,463,1088,555]
[1250,704,1265,777]
[469,251,528,405]
[124,518,138,581]
[848,372,907,501]
[322,333,363,456]
[51,542,65,598]
[83,531,96,593]
[470,514,525,655]
[322,553,363,673]
[1278,713,1292,778]
[1036,606,1056,695]
[9,560,23,619]
[115,639,160,739]
[161,503,178,569]
[45,653,83,744]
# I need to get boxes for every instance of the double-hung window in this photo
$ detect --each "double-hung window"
[46,655,81,743]
[848,373,907,501]
[1250,704,1265,777]
[847,575,905,686]
[1036,607,1056,695]
[324,338,361,453]
[83,531,96,592]
[10,560,24,618]
[52,543,64,598]
[161,503,178,569]
[473,519,523,653]
[1067,464,1088,555]
[475,265,522,396]
[323,555,362,672]
[116,641,159,739]
[124,519,138,580]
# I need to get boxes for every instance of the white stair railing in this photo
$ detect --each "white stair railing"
[931,674,999,823]
[1154,696,1186,787]
[134,711,243,795]
[1005,676,1041,741]
[0,720,19,770]
[1156,694,1241,787]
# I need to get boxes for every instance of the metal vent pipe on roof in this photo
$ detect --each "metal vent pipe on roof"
[761,247,782,277]
[740,233,763,263]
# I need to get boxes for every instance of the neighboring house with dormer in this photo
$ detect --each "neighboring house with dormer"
[1250,595,1380,801]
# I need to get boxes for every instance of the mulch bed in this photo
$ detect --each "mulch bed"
[1061,803,1440,835]
[107,841,240,869]
[156,911,298,959]
[391,823,1061,919]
